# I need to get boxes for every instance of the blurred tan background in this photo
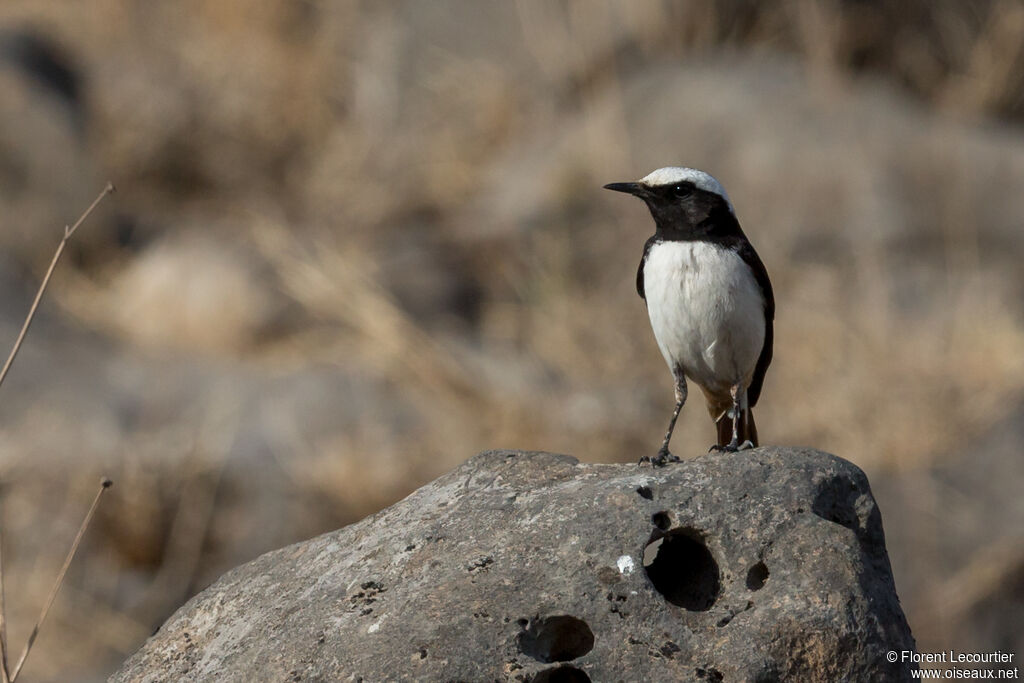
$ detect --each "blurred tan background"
[0,1,1021,680]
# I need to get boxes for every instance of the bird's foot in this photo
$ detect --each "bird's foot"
[708,439,755,454]
[640,448,681,468]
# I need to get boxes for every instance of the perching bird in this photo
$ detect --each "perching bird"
[604,167,774,466]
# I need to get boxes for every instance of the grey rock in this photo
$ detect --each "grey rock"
[112,447,917,682]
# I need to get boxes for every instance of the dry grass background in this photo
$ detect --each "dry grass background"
[0,1,1021,679]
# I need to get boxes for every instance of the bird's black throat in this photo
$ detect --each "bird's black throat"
[644,187,744,244]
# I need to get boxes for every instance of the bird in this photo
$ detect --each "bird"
[604,167,774,466]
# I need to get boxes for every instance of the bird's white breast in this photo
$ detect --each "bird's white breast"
[643,240,765,397]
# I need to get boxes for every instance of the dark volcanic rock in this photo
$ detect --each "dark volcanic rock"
[112,447,917,682]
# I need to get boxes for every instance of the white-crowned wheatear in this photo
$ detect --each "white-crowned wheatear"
[605,167,774,466]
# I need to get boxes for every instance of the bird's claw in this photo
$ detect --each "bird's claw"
[708,439,756,454]
[640,448,681,468]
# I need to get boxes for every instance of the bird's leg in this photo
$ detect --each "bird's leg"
[732,383,755,451]
[710,383,754,453]
[652,401,683,466]
[727,384,741,450]
[642,369,686,467]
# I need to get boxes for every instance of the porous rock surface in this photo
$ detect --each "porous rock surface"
[112,447,917,682]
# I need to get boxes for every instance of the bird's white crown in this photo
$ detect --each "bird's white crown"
[639,167,733,210]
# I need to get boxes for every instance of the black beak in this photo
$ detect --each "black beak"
[603,182,645,197]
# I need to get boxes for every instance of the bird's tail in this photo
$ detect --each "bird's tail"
[716,408,758,448]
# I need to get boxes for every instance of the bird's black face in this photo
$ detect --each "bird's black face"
[604,181,730,237]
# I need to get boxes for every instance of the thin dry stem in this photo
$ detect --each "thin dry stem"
[0,182,115,393]
[0,515,8,683]
[9,478,112,683]
[0,183,113,682]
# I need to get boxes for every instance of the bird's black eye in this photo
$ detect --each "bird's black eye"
[673,184,692,199]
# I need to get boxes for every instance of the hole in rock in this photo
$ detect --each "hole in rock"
[811,475,864,533]
[636,485,653,500]
[753,664,783,683]
[643,530,720,611]
[651,511,671,530]
[531,665,591,683]
[517,615,595,663]
[746,561,769,590]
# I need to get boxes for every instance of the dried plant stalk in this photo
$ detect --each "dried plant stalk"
[0,182,115,682]
[8,479,112,682]
[0,517,8,683]
[0,182,115,392]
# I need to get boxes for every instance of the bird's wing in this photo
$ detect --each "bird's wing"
[636,235,658,300]
[734,240,774,407]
